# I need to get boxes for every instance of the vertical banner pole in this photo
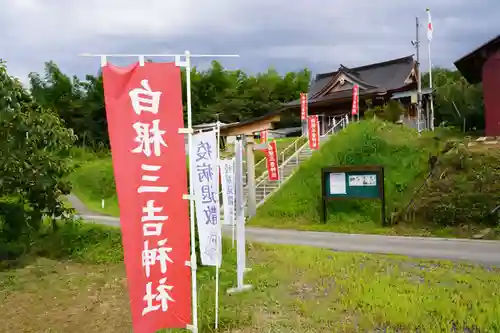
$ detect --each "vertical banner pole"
[426,8,435,131]
[227,137,252,295]
[428,38,435,131]
[416,16,422,134]
[232,154,236,247]
[184,50,199,333]
[236,139,244,286]
[215,120,221,329]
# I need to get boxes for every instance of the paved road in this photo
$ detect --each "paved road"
[79,214,500,265]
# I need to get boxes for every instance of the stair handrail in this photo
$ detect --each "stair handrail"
[255,117,348,202]
[253,135,307,184]
[254,138,310,205]
[321,117,346,138]
[279,135,306,164]
[253,157,266,176]
[281,117,346,171]
[254,136,309,191]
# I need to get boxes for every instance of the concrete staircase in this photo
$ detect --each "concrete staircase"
[219,116,349,219]
[254,145,313,204]
[251,116,348,207]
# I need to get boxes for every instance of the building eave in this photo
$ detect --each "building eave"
[454,34,500,84]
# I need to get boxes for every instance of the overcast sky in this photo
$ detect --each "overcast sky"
[1,0,499,82]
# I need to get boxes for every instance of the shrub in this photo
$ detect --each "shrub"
[383,100,406,123]
[364,102,406,123]
[412,146,500,226]
[0,61,76,247]
[364,105,384,119]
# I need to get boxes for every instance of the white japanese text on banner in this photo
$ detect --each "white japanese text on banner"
[191,130,221,266]
[220,158,236,226]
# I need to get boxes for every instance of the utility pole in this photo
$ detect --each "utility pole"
[414,16,423,134]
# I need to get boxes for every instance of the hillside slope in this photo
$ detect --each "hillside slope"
[410,142,500,227]
[251,120,447,232]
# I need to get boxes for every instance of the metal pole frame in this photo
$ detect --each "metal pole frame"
[428,40,435,131]
[227,135,252,295]
[82,51,239,333]
[415,16,422,134]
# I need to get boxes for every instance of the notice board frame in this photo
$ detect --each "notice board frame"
[321,165,386,224]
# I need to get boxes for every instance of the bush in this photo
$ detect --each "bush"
[412,146,500,226]
[365,101,405,123]
[384,100,405,123]
[33,220,124,264]
[0,61,76,246]
[364,106,384,119]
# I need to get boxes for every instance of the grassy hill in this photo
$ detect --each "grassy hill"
[250,120,460,235]
[69,157,120,216]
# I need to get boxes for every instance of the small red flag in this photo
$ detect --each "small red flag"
[265,141,280,181]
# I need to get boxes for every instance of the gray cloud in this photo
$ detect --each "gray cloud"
[1,0,499,82]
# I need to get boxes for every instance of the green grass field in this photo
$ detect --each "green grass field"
[1,222,500,332]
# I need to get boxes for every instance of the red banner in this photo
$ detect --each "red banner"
[352,85,359,116]
[308,115,320,150]
[300,93,308,120]
[102,62,191,333]
[260,130,268,144]
[265,141,279,181]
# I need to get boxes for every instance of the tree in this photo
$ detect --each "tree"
[28,60,312,150]
[422,68,484,131]
[0,60,76,244]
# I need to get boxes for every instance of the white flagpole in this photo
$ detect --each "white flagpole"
[184,51,199,333]
[215,119,221,329]
[428,44,435,131]
[227,137,252,295]
[427,8,435,131]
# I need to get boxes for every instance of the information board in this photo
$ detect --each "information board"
[321,165,385,224]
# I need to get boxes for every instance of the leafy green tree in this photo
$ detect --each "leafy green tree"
[384,100,406,123]
[79,74,108,148]
[0,61,76,244]
[29,60,311,149]
[422,68,484,131]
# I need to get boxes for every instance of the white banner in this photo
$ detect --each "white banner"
[220,158,236,226]
[191,130,221,266]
